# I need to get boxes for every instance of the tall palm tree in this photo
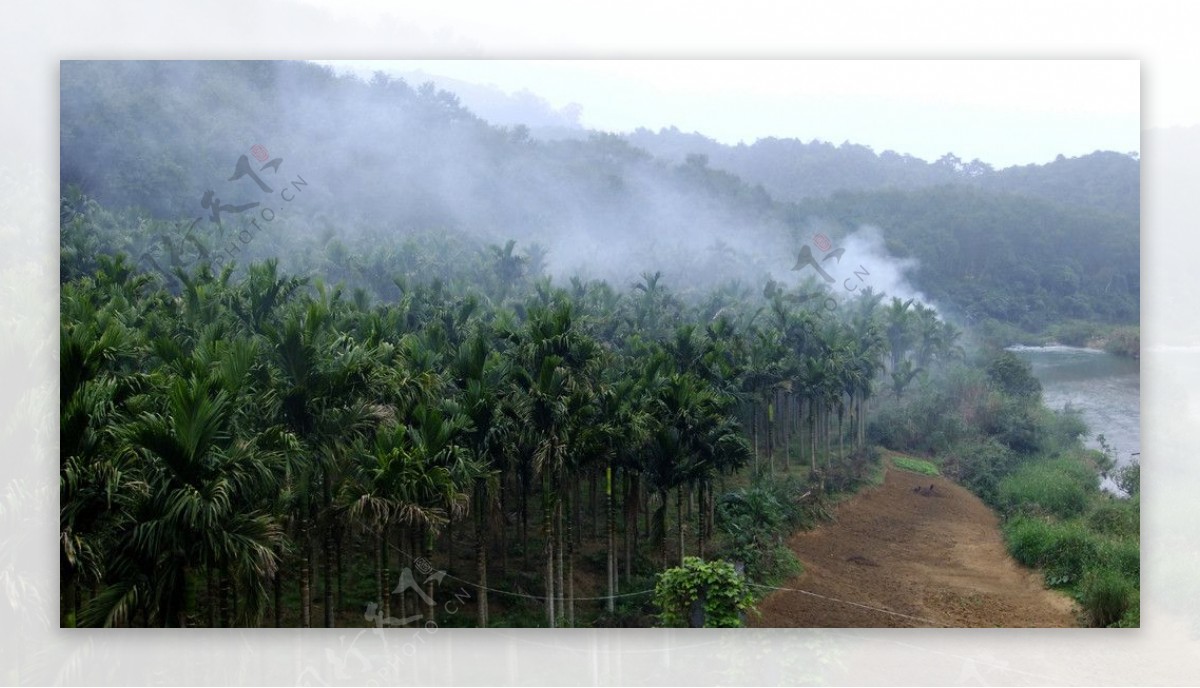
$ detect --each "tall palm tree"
[84,374,281,627]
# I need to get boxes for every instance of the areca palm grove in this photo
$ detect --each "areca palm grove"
[61,197,970,627]
[57,62,981,626]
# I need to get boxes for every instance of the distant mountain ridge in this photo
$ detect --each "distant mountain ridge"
[624,127,1139,220]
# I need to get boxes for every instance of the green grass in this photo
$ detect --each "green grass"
[1003,515,1100,587]
[892,456,940,477]
[1079,567,1137,627]
[997,458,1095,519]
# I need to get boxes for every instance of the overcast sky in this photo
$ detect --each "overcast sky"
[319,60,1140,169]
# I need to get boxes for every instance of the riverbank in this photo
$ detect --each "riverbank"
[975,319,1140,359]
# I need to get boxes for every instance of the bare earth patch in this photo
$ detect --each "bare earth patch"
[751,461,1079,627]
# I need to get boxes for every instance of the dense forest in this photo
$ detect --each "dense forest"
[60,61,1139,628]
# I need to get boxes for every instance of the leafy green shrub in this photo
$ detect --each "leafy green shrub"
[716,484,791,582]
[1116,597,1140,628]
[941,438,1020,507]
[825,446,883,494]
[1003,515,1055,569]
[986,351,1043,400]
[998,459,1094,519]
[1087,500,1139,539]
[1004,516,1099,587]
[1097,537,1140,581]
[1115,461,1140,497]
[982,397,1048,455]
[892,455,939,476]
[1044,407,1088,454]
[1102,326,1140,359]
[1078,567,1136,627]
[654,557,754,628]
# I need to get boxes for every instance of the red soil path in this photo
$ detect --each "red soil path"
[751,462,1078,627]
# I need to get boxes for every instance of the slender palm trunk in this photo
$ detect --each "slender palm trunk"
[676,486,685,565]
[336,525,345,611]
[447,514,454,574]
[322,472,334,628]
[520,476,530,568]
[219,571,231,627]
[751,405,759,472]
[475,481,489,628]
[657,489,669,570]
[838,403,845,461]
[424,524,436,624]
[273,569,282,627]
[590,472,599,539]
[623,471,636,580]
[500,477,509,571]
[809,402,817,473]
[556,496,565,627]
[606,464,616,613]
[566,486,575,628]
[377,529,387,622]
[207,566,218,627]
[300,516,312,628]
[768,396,777,473]
[543,476,555,628]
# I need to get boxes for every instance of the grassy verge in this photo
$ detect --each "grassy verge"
[892,455,940,477]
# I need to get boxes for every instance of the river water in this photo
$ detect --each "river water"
[1008,345,1140,493]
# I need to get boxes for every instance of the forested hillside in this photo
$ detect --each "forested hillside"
[625,127,1140,219]
[61,61,1139,336]
[60,61,1139,629]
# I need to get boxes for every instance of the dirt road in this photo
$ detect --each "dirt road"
[751,461,1079,627]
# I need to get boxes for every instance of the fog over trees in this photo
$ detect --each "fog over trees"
[59,60,1139,628]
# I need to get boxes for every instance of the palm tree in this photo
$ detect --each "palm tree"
[84,374,281,627]
[885,297,915,373]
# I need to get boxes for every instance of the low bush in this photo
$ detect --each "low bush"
[824,446,884,494]
[1078,567,1136,627]
[997,458,1094,519]
[654,557,754,628]
[1004,516,1099,587]
[940,438,1020,507]
[1087,500,1139,539]
[1097,536,1140,581]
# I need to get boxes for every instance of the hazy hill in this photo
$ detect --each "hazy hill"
[625,127,1139,220]
[60,60,1139,333]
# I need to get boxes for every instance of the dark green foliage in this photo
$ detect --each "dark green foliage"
[654,557,755,628]
[1079,567,1136,628]
[715,481,803,584]
[998,458,1096,519]
[1003,516,1099,587]
[824,447,884,494]
[986,351,1043,400]
[1115,461,1140,497]
[788,186,1138,331]
[940,438,1019,508]
[1087,500,1140,539]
